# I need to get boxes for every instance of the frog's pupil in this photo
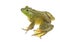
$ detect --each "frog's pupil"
[26,9,28,11]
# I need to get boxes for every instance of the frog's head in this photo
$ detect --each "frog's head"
[21,6,33,18]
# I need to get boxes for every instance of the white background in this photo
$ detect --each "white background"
[0,0,60,42]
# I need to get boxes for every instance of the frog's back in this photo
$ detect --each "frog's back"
[31,11,52,23]
[28,8,54,23]
[45,11,55,20]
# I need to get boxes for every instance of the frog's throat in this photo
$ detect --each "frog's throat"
[22,11,31,18]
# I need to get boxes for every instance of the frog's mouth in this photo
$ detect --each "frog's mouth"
[21,8,24,12]
[21,8,27,15]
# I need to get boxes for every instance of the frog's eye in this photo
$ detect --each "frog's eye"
[26,8,31,11]
[26,9,29,11]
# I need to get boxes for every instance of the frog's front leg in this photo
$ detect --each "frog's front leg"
[22,22,35,33]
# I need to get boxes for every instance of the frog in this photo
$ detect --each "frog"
[21,6,55,38]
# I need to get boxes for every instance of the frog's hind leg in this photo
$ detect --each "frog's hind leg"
[32,29,47,38]
[40,23,54,32]
[32,23,54,38]
[22,22,35,33]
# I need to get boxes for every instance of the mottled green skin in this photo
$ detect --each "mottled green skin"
[21,6,55,38]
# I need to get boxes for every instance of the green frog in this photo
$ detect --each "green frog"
[21,6,55,38]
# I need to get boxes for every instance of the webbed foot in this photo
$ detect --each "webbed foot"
[22,28,29,33]
[32,28,47,38]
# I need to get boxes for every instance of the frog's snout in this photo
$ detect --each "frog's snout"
[21,8,24,11]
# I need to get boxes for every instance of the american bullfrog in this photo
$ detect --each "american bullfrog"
[21,6,55,38]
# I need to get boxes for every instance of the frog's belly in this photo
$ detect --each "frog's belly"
[35,19,43,24]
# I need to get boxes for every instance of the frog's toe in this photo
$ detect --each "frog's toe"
[22,28,29,33]
[32,32,46,38]
[32,29,47,38]
[34,28,42,33]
